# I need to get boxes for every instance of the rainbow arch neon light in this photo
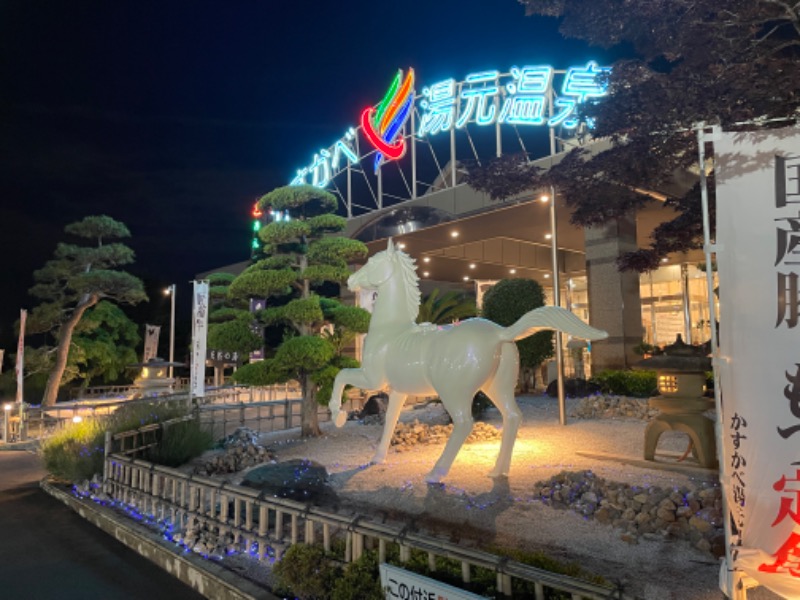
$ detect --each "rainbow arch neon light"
[360,68,415,173]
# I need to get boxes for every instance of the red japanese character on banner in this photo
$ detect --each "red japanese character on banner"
[759,469,800,576]
[758,532,800,577]
[769,469,800,527]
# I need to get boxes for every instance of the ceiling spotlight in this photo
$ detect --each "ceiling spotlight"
[661,258,669,263]
[423,257,431,263]
[462,276,469,281]
[422,271,430,277]
[544,233,552,240]
[450,231,459,238]
[469,263,476,269]
[544,273,551,279]
[509,268,517,275]
[540,195,549,203]
[398,242,406,249]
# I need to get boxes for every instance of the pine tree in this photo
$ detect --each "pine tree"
[27,216,147,406]
[229,185,369,437]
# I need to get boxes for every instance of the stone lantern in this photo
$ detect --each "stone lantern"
[635,335,717,468]
[128,357,183,398]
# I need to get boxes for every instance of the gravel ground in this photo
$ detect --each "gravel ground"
[259,395,782,600]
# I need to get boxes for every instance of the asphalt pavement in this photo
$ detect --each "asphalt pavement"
[0,450,207,600]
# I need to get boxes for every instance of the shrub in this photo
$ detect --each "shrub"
[148,420,214,467]
[273,543,341,600]
[331,551,384,600]
[590,370,658,398]
[42,418,107,482]
[41,401,213,482]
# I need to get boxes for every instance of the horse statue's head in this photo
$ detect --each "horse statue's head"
[348,239,421,321]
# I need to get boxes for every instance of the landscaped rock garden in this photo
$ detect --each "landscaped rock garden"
[390,419,501,451]
[197,427,275,475]
[570,395,658,420]
[531,469,725,556]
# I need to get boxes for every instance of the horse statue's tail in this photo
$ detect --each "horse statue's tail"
[500,306,608,342]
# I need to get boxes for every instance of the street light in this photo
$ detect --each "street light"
[164,284,176,379]
[541,188,566,426]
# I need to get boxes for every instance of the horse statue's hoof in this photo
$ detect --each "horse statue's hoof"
[333,410,348,428]
[425,468,446,484]
[487,468,509,479]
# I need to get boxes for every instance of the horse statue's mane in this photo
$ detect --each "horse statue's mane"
[391,248,421,323]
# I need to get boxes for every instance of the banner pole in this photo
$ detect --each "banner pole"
[697,123,742,600]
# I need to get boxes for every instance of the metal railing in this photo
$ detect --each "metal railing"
[100,419,633,600]
[2,384,358,445]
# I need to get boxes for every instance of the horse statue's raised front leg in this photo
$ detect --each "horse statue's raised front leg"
[328,367,375,428]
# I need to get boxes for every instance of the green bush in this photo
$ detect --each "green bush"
[42,418,107,482]
[331,551,384,600]
[274,541,608,600]
[273,543,341,600]
[41,401,212,482]
[148,420,214,467]
[590,369,658,398]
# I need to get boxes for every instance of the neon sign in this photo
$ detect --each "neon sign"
[290,61,610,188]
[361,68,415,172]
[419,62,609,135]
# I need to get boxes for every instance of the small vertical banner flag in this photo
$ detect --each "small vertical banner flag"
[190,280,210,398]
[142,324,161,362]
[715,126,800,599]
[248,298,266,362]
[15,309,26,404]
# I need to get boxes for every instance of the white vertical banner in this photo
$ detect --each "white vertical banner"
[16,308,28,402]
[715,127,800,598]
[142,324,161,362]
[190,280,209,398]
[15,309,26,404]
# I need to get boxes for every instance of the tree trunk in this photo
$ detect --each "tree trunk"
[41,295,98,407]
[300,373,321,437]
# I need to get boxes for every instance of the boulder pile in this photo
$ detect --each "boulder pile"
[570,395,658,420]
[390,419,501,452]
[171,515,285,560]
[532,470,725,556]
[198,427,275,475]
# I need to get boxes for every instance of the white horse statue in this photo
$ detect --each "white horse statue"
[329,239,608,483]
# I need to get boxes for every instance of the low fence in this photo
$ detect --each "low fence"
[100,421,631,600]
[2,384,358,445]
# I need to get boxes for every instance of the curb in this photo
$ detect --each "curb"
[40,479,279,600]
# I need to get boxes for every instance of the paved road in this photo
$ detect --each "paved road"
[0,451,206,600]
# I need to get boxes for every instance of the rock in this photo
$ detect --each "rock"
[689,515,713,533]
[360,393,388,418]
[241,459,335,503]
[695,538,712,553]
[656,507,676,522]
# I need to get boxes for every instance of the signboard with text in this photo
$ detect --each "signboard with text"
[715,127,800,598]
[379,564,485,600]
[291,62,610,189]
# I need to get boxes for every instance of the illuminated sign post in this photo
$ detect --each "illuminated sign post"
[290,61,610,197]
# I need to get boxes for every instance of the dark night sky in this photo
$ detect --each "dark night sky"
[0,0,625,353]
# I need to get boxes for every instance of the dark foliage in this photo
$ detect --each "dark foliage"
[468,0,800,271]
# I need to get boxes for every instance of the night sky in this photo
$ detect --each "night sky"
[0,0,624,354]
